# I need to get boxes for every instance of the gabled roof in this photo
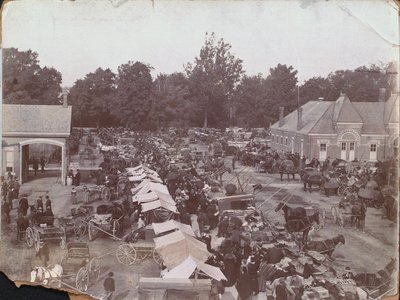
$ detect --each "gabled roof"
[270,101,332,134]
[2,104,72,136]
[309,103,336,134]
[352,102,386,134]
[333,95,363,123]
[384,93,399,124]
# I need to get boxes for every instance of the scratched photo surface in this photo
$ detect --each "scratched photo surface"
[1,0,399,299]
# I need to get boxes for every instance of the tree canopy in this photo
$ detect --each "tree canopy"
[3,48,62,105]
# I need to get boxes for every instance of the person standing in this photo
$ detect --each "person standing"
[235,267,253,300]
[37,242,50,266]
[2,200,11,224]
[40,157,45,173]
[103,272,115,300]
[74,169,81,186]
[33,159,39,176]
[13,178,20,199]
[45,196,52,210]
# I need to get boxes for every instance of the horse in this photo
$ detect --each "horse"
[275,203,319,245]
[350,202,366,229]
[278,159,296,181]
[300,169,325,193]
[30,264,63,287]
[305,234,345,257]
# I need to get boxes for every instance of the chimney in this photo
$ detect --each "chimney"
[297,107,303,130]
[379,88,386,102]
[279,107,284,127]
[62,91,68,108]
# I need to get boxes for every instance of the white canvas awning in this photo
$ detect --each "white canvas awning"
[128,173,147,182]
[164,256,227,281]
[136,182,169,195]
[152,220,195,237]
[154,231,210,268]
[131,179,150,195]
[141,199,177,213]
[133,190,175,205]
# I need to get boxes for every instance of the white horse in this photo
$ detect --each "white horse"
[30,264,63,287]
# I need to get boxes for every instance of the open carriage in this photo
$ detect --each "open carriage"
[58,205,94,239]
[82,185,111,203]
[115,225,162,266]
[59,242,100,292]
[25,214,67,252]
[87,203,125,241]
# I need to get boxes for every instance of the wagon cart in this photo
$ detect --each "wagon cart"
[82,185,111,203]
[115,227,162,266]
[59,242,101,292]
[58,205,94,239]
[26,215,67,252]
[86,203,125,241]
[94,224,163,266]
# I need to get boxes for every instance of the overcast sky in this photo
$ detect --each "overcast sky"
[3,0,399,87]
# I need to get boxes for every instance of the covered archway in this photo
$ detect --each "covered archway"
[19,139,67,184]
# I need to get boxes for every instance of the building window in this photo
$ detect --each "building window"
[370,144,377,152]
[341,142,346,151]
[285,138,288,145]
[6,151,14,172]
[320,143,327,151]
[280,137,283,144]
[349,142,355,151]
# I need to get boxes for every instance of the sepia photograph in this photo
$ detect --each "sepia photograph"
[1,0,399,299]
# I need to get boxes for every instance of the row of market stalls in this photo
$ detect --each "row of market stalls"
[125,164,227,298]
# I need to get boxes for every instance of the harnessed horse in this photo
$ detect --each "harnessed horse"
[305,234,346,257]
[30,264,63,287]
[275,203,320,246]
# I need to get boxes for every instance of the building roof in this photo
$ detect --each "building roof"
[353,102,386,134]
[333,95,363,123]
[2,104,72,136]
[271,92,399,136]
[270,101,332,134]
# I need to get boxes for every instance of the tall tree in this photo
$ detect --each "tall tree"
[264,64,298,124]
[113,61,153,129]
[299,76,337,105]
[186,33,244,128]
[3,47,62,104]
[151,72,191,129]
[233,75,267,128]
[68,68,116,127]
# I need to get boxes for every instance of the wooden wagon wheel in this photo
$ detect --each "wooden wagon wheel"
[88,257,100,283]
[116,243,137,266]
[101,187,111,202]
[33,229,41,252]
[152,249,163,265]
[26,227,34,248]
[76,267,89,292]
[73,218,87,237]
[60,227,67,250]
[88,222,99,241]
[331,206,338,224]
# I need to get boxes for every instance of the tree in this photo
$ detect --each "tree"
[328,63,396,102]
[264,64,298,124]
[299,76,337,105]
[186,33,244,128]
[3,47,62,104]
[233,75,267,128]
[151,72,192,129]
[113,61,153,129]
[68,68,116,128]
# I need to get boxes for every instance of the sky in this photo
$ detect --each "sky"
[2,0,399,87]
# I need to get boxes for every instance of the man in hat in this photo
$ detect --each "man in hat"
[103,271,115,300]
[74,169,81,186]
[45,196,52,211]
[36,196,44,210]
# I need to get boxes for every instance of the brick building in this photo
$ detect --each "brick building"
[269,91,399,162]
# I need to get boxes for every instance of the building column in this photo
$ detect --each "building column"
[62,144,67,185]
[300,139,304,157]
[291,137,294,154]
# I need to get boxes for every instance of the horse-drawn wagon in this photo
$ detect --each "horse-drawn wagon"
[59,242,100,292]
[82,184,111,202]
[330,194,364,228]
[58,205,94,239]
[25,213,67,252]
[87,203,125,241]
[115,225,162,266]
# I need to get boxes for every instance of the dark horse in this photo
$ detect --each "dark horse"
[275,202,319,245]
[305,234,345,257]
[278,159,296,181]
[300,168,325,193]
